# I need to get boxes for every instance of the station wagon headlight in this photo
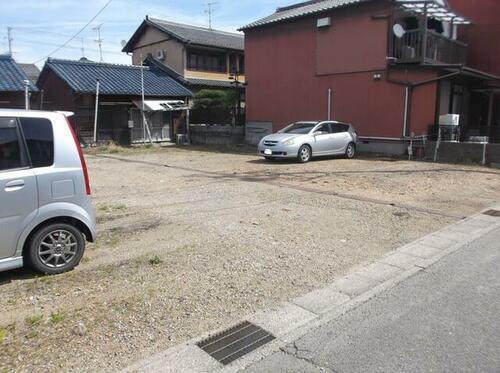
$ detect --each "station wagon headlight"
[283,139,295,145]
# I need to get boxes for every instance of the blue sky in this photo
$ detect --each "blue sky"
[0,0,290,67]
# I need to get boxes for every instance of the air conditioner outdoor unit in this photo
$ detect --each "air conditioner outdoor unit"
[157,49,166,61]
[317,17,331,28]
[401,46,416,59]
[439,114,460,126]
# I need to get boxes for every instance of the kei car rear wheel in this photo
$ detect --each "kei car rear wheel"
[27,223,86,275]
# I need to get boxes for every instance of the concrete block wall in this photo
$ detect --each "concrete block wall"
[357,140,407,156]
[245,121,273,145]
[425,141,500,165]
[189,124,244,146]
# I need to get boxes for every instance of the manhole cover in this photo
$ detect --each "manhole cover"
[197,321,275,365]
[483,209,500,217]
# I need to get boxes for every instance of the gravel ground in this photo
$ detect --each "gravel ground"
[0,146,498,372]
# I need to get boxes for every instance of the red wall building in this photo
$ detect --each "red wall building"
[449,0,500,76]
[242,0,500,153]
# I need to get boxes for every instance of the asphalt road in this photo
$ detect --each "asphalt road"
[243,226,500,373]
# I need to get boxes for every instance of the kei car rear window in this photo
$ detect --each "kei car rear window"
[0,118,25,172]
[19,117,54,168]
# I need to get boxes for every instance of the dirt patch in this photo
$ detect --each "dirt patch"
[1,147,498,372]
[108,217,162,234]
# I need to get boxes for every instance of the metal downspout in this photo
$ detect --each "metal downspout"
[386,69,463,138]
[403,86,410,137]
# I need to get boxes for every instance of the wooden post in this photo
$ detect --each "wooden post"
[421,3,428,63]
[487,92,494,128]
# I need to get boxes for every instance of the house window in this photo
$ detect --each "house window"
[239,55,245,74]
[187,50,227,73]
[229,54,237,74]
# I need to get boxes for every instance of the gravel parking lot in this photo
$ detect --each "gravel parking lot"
[1,146,499,372]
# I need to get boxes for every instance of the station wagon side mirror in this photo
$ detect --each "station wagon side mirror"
[314,130,327,136]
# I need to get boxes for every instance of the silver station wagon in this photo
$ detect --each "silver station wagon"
[258,121,358,163]
[0,109,96,274]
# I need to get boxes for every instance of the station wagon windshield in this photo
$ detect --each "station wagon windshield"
[279,122,317,134]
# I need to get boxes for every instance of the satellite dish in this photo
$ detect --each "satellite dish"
[120,40,127,47]
[393,24,406,39]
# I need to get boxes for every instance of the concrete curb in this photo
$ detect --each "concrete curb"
[122,205,500,373]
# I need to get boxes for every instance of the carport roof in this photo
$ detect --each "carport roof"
[38,58,193,97]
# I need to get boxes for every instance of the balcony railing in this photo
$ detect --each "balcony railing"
[392,29,467,65]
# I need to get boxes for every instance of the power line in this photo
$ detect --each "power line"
[13,26,93,41]
[15,36,124,55]
[32,0,113,64]
[12,27,120,52]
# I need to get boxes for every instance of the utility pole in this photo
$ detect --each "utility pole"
[140,54,153,144]
[93,79,100,143]
[93,23,103,62]
[7,27,13,55]
[205,2,217,29]
[229,70,241,126]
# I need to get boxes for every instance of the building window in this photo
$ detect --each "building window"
[229,54,237,74]
[229,53,244,75]
[187,50,227,73]
[239,54,245,74]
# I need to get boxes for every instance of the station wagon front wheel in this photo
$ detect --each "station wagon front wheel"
[27,223,85,275]
[297,145,311,163]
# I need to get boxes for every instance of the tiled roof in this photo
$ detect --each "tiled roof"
[149,18,244,50]
[123,17,244,52]
[185,78,235,88]
[144,55,188,84]
[240,0,368,30]
[144,57,237,88]
[0,55,39,92]
[19,63,40,83]
[39,58,193,97]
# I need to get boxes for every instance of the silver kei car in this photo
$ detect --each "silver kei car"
[0,109,96,274]
[258,121,358,163]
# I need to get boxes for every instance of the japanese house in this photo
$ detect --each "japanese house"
[0,55,38,109]
[122,17,245,92]
[241,0,500,153]
[37,58,193,145]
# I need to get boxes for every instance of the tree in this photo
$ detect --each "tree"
[191,89,233,125]
[192,90,230,110]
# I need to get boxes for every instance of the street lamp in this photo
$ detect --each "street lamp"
[229,69,241,125]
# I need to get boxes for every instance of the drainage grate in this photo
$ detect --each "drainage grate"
[197,321,275,365]
[483,209,500,217]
